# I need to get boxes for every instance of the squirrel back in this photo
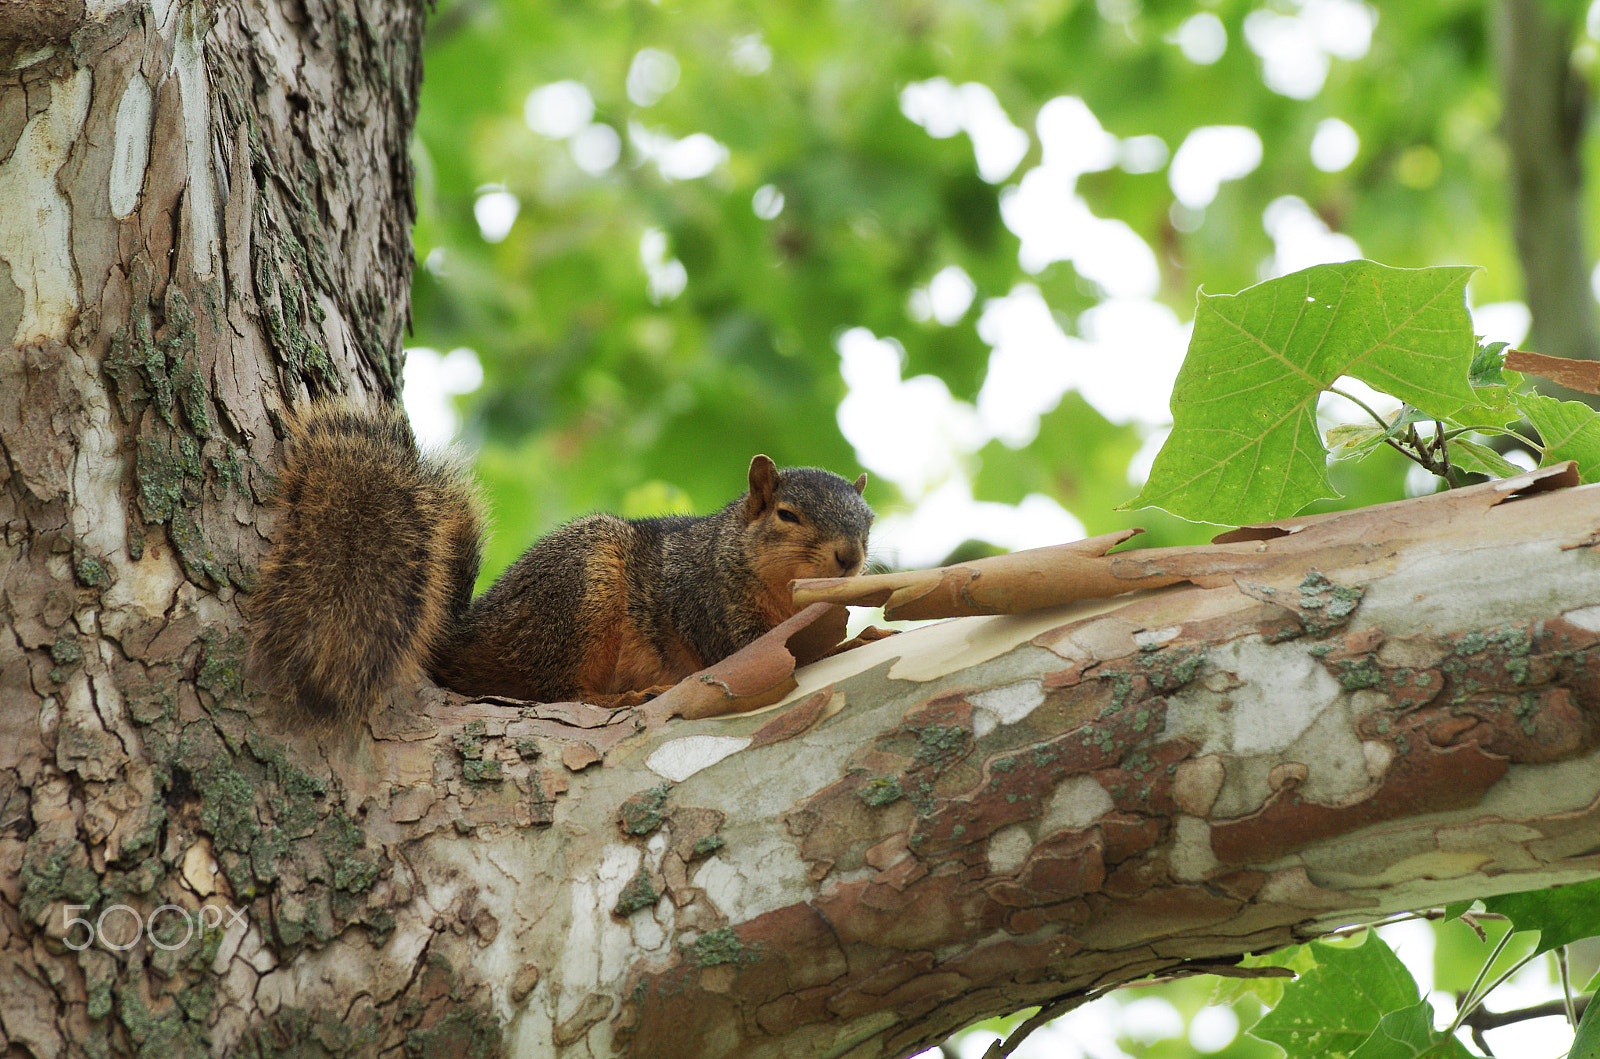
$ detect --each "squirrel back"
[430,456,873,702]
[251,401,873,721]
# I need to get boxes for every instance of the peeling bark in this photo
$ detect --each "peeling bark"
[6,3,1600,1059]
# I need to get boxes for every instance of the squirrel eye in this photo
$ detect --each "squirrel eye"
[777,507,801,524]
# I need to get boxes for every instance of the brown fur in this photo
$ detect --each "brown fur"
[252,403,874,721]
[249,402,484,724]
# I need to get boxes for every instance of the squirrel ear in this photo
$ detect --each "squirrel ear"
[853,472,867,496]
[747,455,778,518]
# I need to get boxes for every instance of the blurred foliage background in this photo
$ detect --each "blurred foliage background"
[407,0,1599,1053]
[412,0,1600,580]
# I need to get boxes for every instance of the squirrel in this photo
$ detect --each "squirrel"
[249,401,874,722]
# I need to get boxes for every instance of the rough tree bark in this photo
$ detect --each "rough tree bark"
[5,4,1600,1059]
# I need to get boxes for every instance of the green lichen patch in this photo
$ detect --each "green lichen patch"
[1333,657,1383,691]
[690,835,724,859]
[1100,670,1136,716]
[208,447,247,498]
[907,775,938,815]
[528,776,557,828]
[683,926,760,967]
[859,776,904,807]
[176,726,260,855]
[462,758,503,785]
[318,812,381,895]
[103,275,210,437]
[196,630,248,704]
[73,550,112,588]
[50,635,83,680]
[133,431,232,588]
[613,870,660,917]
[912,723,970,766]
[1139,647,1206,693]
[82,950,116,1021]
[167,509,230,588]
[248,733,326,838]
[1486,625,1533,656]
[404,1005,502,1059]
[242,1005,383,1059]
[1296,571,1366,636]
[115,981,208,1059]
[19,835,99,924]
[619,784,673,836]
[50,636,83,667]
[134,431,204,524]
[251,210,339,392]
[453,735,483,760]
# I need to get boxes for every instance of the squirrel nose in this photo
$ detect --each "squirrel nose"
[835,546,862,573]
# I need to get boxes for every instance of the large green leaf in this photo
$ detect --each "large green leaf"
[1518,394,1600,484]
[1481,879,1600,957]
[1250,932,1420,1057]
[1127,261,1479,525]
[1572,985,1600,1059]
[1348,1002,1475,1059]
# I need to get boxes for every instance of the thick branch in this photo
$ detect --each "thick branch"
[276,471,1600,1059]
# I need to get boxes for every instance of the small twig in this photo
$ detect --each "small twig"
[1327,385,1396,432]
[1434,420,1457,483]
[980,993,1092,1058]
[1451,927,1519,1033]
[1451,945,1548,1036]
[1459,993,1590,1035]
[1558,947,1576,1028]
[1459,911,1491,943]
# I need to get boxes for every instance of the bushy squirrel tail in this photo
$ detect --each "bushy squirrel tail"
[250,402,484,723]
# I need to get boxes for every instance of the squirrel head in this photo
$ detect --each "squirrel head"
[741,454,873,585]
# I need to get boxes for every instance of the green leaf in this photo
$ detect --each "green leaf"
[1327,421,1389,455]
[1460,340,1528,428]
[1250,932,1421,1057]
[1326,405,1433,459]
[1448,437,1524,479]
[1518,394,1600,483]
[1211,942,1318,1009]
[1126,261,1480,525]
[1348,1002,1475,1059]
[1469,340,1510,389]
[1571,989,1600,1059]
[1481,879,1600,956]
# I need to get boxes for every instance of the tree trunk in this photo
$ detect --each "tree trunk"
[1495,0,1598,367]
[6,4,1600,1059]
[0,0,430,1054]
